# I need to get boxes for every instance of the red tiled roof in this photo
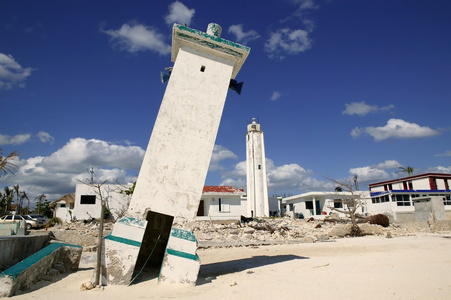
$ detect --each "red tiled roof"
[202,186,244,194]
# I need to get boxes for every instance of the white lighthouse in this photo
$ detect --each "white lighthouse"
[246,118,269,217]
[105,23,250,286]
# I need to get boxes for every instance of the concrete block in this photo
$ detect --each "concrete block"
[0,242,82,297]
[159,228,200,285]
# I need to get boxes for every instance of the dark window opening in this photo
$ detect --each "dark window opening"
[395,194,411,206]
[218,198,222,212]
[258,165,261,170]
[200,65,206,72]
[80,195,96,205]
[334,201,343,208]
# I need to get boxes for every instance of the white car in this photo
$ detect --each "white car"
[23,214,50,228]
[0,215,38,230]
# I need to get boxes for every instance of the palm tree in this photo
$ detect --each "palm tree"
[2,187,14,214]
[0,149,18,179]
[20,191,29,214]
[35,194,47,214]
[13,184,20,213]
[398,166,415,177]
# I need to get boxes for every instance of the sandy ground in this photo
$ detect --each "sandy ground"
[12,234,451,300]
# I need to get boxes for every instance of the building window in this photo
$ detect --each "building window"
[408,181,413,190]
[80,195,96,205]
[373,195,389,204]
[59,203,66,208]
[443,195,451,206]
[334,200,343,209]
[394,194,411,206]
[258,165,261,170]
[289,203,294,211]
[218,198,230,213]
[200,65,206,72]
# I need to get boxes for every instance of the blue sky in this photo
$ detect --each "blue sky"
[1,0,450,204]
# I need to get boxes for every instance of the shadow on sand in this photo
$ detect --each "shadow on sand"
[197,254,308,285]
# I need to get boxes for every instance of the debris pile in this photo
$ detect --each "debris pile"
[192,217,415,247]
[39,217,424,250]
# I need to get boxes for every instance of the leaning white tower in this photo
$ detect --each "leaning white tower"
[246,118,269,217]
[104,23,250,286]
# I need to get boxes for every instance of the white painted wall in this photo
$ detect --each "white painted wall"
[283,191,370,219]
[127,46,234,224]
[412,178,430,189]
[73,184,131,221]
[198,195,242,220]
[54,201,72,223]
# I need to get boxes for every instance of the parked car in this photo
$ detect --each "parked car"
[0,215,38,230]
[24,214,50,227]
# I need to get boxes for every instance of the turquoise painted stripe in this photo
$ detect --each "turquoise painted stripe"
[171,228,197,242]
[117,216,146,228]
[1,242,81,279]
[166,248,199,261]
[174,24,250,52]
[104,234,141,247]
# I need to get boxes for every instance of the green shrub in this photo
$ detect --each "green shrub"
[49,217,62,226]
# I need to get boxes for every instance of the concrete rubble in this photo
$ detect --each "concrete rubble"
[41,216,446,251]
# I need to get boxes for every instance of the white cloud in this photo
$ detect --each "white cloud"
[349,166,390,183]
[351,118,440,141]
[270,91,281,101]
[343,101,394,116]
[2,138,144,202]
[221,158,334,194]
[0,53,34,90]
[376,160,401,169]
[228,24,260,44]
[0,133,31,145]
[223,161,247,178]
[426,165,451,173]
[208,145,238,171]
[265,28,312,59]
[0,132,55,145]
[37,131,54,144]
[291,0,319,12]
[264,0,318,59]
[102,22,171,55]
[435,150,451,157]
[164,1,195,26]
[40,138,145,172]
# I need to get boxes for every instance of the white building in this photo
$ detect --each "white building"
[50,193,74,223]
[246,118,269,217]
[196,186,246,221]
[283,191,370,219]
[368,173,451,221]
[72,184,131,221]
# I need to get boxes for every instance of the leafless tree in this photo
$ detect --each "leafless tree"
[327,177,365,236]
[77,169,110,287]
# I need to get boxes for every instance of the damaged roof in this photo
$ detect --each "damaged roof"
[202,186,245,195]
